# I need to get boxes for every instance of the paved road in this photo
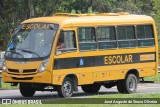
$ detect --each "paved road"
[0,83,160,99]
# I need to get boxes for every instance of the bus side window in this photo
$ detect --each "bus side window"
[97,26,117,49]
[117,26,137,48]
[78,27,97,51]
[136,25,155,47]
[56,30,77,55]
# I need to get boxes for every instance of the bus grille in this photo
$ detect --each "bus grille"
[8,69,37,73]
[12,77,33,80]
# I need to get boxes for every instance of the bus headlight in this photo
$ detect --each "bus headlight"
[38,59,49,72]
[2,59,7,72]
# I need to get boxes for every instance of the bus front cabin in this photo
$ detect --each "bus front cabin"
[2,13,158,98]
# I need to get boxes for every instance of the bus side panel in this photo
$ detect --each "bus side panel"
[108,70,126,81]
[52,52,157,85]
[52,69,93,85]
[137,63,157,77]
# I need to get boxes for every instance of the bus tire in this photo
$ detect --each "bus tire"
[81,84,101,93]
[57,77,74,98]
[117,80,125,93]
[117,74,137,94]
[19,84,35,97]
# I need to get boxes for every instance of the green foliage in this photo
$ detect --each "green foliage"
[0,104,159,107]
[144,73,160,83]
[0,0,159,49]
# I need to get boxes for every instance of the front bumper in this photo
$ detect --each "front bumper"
[2,70,52,84]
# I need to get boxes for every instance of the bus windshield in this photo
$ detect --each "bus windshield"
[5,23,59,60]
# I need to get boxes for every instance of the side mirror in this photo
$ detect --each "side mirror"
[9,43,15,50]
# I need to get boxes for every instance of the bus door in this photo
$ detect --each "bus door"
[52,28,78,85]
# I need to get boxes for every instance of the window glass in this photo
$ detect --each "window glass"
[117,26,136,48]
[78,27,97,51]
[137,25,155,47]
[137,25,154,39]
[117,26,135,40]
[97,27,116,41]
[138,39,155,47]
[117,26,126,40]
[137,25,145,39]
[56,31,76,55]
[97,26,117,49]
[5,23,58,59]
[79,28,96,42]
[118,41,137,48]
[145,25,154,38]
[126,26,135,39]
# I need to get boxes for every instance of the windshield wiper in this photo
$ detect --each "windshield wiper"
[5,50,24,58]
[17,49,42,59]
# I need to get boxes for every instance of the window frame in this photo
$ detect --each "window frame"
[96,26,117,50]
[76,24,155,52]
[136,24,155,48]
[56,30,77,55]
[78,27,97,52]
[117,25,137,49]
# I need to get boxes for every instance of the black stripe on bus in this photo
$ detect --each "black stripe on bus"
[53,52,156,70]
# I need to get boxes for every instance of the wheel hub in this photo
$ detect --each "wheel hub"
[128,77,136,91]
[63,81,71,95]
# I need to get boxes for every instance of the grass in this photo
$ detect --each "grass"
[1,82,18,89]
[144,73,160,83]
[0,105,159,107]
[1,93,158,107]
[90,93,160,98]
[41,93,160,103]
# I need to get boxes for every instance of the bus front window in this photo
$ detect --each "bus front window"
[5,23,58,60]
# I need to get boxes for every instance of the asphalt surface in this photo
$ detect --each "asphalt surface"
[0,83,160,99]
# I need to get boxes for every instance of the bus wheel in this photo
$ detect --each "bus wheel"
[117,80,125,93]
[57,77,74,98]
[117,74,137,94]
[19,84,35,97]
[81,84,101,93]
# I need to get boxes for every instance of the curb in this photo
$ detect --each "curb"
[0,88,18,90]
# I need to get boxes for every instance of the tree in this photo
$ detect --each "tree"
[0,0,159,49]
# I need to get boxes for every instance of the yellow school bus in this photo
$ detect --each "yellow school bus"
[2,13,158,97]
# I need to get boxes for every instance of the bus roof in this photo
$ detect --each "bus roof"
[22,13,154,28]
